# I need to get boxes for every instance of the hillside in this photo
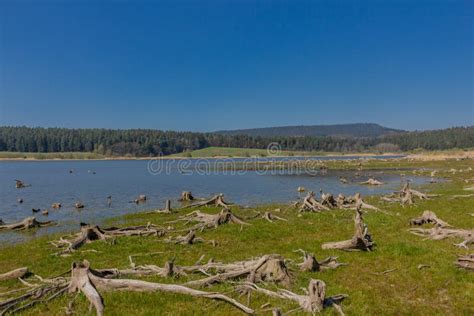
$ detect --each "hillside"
[216,123,404,138]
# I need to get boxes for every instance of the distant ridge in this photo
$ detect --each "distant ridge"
[215,123,405,138]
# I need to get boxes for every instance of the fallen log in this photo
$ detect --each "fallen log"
[184,254,291,288]
[294,249,346,272]
[168,208,248,231]
[322,207,374,251]
[181,193,231,209]
[408,226,473,248]
[0,267,28,281]
[0,217,54,231]
[409,210,451,228]
[51,223,166,254]
[68,260,254,315]
[240,279,347,315]
[455,254,473,271]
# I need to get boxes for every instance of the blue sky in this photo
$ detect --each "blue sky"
[0,0,472,132]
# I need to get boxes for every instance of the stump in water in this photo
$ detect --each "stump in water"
[241,279,347,314]
[15,180,29,189]
[17,198,23,204]
[0,267,28,281]
[0,217,54,231]
[179,191,194,202]
[360,178,384,185]
[74,202,84,209]
[133,194,147,204]
[181,193,230,209]
[322,207,374,251]
[51,202,62,209]
[295,249,346,272]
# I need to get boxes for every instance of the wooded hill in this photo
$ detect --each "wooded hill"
[0,126,472,157]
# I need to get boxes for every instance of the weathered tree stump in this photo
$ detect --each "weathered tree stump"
[179,191,194,201]
[455,254,473,271]
[409,210,451,228]
[322,207,374,251]
[0,217,54,231]
[181,193,231,209]
[295,249,346,272]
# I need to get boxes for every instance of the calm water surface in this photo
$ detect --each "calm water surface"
[0,156,429,243]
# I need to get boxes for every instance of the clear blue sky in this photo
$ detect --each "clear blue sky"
[0,0,472,132]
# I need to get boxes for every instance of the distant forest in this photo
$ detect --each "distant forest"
[0,126,472,156]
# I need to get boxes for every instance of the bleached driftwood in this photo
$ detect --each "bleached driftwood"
[409,211,451,228]
[322,208,374,251]
[167,208,248,231]
[181,194,231,209]
[0,267,28,281]
[0,217,54,231]
[360,178,384,185]
[455,254,473,271]
[294,249,346,272]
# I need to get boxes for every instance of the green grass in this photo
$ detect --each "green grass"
[0,151,106,160]
[0,159,473,315]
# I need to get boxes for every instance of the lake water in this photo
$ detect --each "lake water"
[0,156,428,243]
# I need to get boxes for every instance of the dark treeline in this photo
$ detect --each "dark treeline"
[0,126,472,156]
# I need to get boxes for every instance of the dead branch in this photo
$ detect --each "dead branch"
[68,260,254,315]
[168,208,249,231]
[322,207,374,251]
[262,212,287,223]
[182,193,231,209]
[408,226,473,247]
[0,217,54,231]
[240,279,347,315]
[409,210,451,228]
[0,268,28,281]
[455,254,473,271]
[184,254,291,288]
[294,250,346,272]
[51,223,166,254]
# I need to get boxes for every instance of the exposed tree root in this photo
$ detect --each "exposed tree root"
[360,178,384,185]
[95,258,187,279]
[182,193,231,209]
[68,260,254,315]
[299,192,330,212]
[168,209,249,231]
[261,212,287,223]
[409,211,451,228]
[240,279,347,315]
[382,182,436,206]
[0,217,54,231]
[51,223,166,254]
[164,230,206,245]
[294,250,346,272]
[322,208,374,251]
[455,254,473,271]
[0,268,28,281]
[409,227,473,248]
[184,254,291,288]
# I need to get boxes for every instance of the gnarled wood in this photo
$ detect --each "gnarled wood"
[295,249,345,272]
[179,191,194,201]
[168,208,248,231]
[0,267,28,281]
[322,208,374,251]
[0,217,54,231]
[241,279,347,315]
[299,192,330,212]
[455,254,473,271]
[409,211,451,228]
[409,226,473,248]
[69,260,254,315]
[181,193,230,209]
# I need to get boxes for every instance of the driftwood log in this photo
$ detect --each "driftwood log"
[168,208,248,231]
[184,254,291,288]
[51,223,166,254]
[0,267,28,281]
[455,254,473,271]
[181,194,230,209]
[322,208,374,251]
[360,178,384,185]
[295,249,346,272]
[409,226,473,248]
[241,279,347,315]
[0,217,54,231]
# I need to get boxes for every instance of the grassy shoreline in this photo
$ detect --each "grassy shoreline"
[0,158,473,315]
